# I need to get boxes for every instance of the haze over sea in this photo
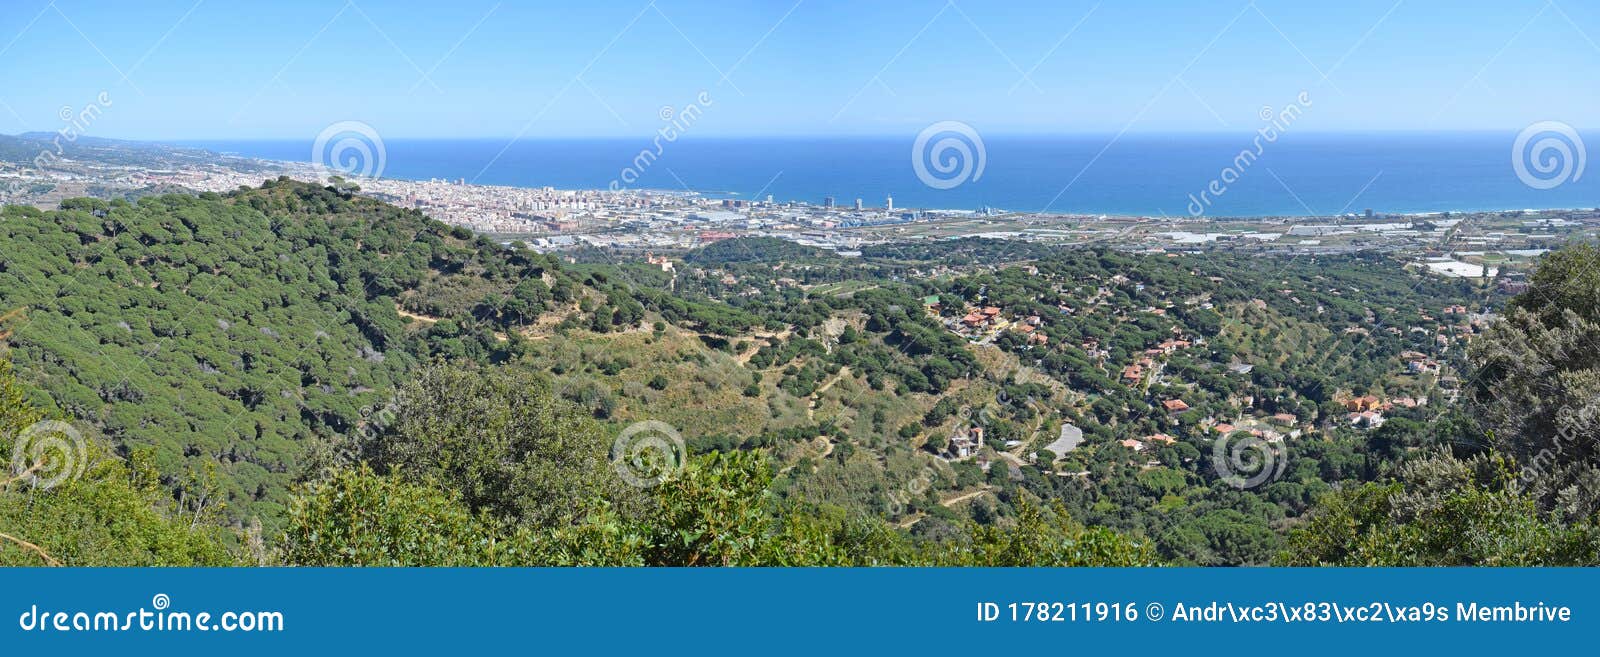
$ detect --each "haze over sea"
[183,131,1598,218]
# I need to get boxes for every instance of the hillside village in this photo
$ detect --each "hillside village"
[882,252,1489,499]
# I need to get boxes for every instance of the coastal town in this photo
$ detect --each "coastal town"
[4,136,1597,281]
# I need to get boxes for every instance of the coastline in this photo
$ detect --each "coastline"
[175,133,1600,220]
[243,152,1595,224]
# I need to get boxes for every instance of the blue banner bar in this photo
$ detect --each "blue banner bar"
[2,568,1592,654]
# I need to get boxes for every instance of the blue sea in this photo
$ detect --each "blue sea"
[181,131,1598,218]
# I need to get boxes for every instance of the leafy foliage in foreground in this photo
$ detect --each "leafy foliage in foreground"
[286,453,1153,567]
[361,362,644,527]
[0,359,239,566]
[1279,453,1600,565]
[1469,243,1600,521]
[284,362,1154,567]
[1283,245,1600,565]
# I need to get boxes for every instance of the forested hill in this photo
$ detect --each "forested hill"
[6,178,1600,566]
[0,178,599,521]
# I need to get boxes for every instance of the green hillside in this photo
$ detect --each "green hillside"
[0,179,595,521]
[4,181,1598,566]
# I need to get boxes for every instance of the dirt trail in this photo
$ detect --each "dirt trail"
[940,487,993,508]
[804,366,852,422]
[813,366,851,395]
[394,306,440,324]
[735,329,793,364]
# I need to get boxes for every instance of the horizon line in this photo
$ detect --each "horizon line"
[14,128,1590,144]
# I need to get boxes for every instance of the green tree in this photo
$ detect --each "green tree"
[1470,245,1600,520]
[1279,453,1600,566]
[281,464,539,566]
[1,360,238,566]
[365,361,644,527]
[935,499,1156,566]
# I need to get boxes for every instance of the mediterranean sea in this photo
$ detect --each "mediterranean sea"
[181,131,1598,218]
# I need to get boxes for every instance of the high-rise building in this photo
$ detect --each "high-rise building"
[886,195,893,212]
[823,196,834,208]
[855,198,863,211]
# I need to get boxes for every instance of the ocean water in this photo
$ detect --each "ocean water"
[181,131,1599,218]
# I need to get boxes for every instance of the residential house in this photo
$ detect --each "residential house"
[1348,411,1386,429]
[1343,395,1381,412]
[948,426,985,458]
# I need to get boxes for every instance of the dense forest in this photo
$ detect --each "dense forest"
[2,181,1598,565]
[0,179,607,523]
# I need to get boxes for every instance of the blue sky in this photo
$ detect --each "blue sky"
[0,0,1597,140]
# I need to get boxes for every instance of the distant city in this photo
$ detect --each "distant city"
[3,136,1595,281]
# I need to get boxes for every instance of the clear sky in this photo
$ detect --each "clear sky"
[0,0,1597,140]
